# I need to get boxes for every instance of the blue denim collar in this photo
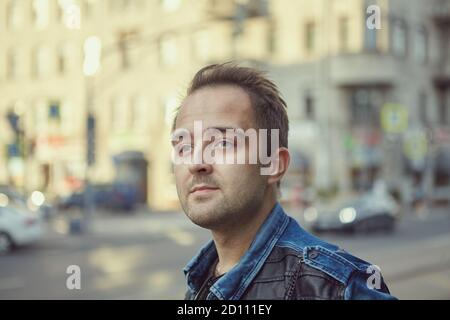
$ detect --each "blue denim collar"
[183,202,290,300]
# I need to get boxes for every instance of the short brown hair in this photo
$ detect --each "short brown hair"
[173,62,289,151]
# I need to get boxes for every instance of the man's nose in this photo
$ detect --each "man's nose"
[188,162,213,175]
[188,141,213,175]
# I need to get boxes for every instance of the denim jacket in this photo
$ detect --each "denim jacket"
[183,202,397,300]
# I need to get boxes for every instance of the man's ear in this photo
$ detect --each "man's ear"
[267,147,290,186]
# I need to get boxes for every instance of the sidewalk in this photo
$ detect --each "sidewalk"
[46,208,197,240]
[89,210,194,236]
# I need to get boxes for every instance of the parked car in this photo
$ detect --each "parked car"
[0,203,44,254]
[305,182,400,234]
[58,183,138,212]
[0,186,54,220]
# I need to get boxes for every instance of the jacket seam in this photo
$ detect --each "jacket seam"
[285,257,303,300]
[314,246,364,272]
[277,241,303,252]
[252,276,286,283]
[305,259,348,285]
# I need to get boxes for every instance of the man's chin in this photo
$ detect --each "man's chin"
[185,201,224,229]
[186,201,216,217]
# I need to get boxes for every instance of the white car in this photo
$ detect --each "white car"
[0,203,44,255]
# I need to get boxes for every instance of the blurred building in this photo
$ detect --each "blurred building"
[1,0,449,210]
[266,0,450,202]
[0,0,239,210]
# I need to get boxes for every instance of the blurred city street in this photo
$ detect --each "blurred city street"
[1,206,449,300]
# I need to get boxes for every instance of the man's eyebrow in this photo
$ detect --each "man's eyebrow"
[171,127,244,145]
[205,126,240,134]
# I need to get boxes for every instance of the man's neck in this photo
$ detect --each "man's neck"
[211,194,277,276]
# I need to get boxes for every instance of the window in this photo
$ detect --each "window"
[247,0,269,18]
[33,45,52,78]
[117,30,139,69]
[118,35,130,70]
[441,90,450,125]
[413,26,428,64]
[160,0,181,12]
[392,19,407,57]
[159,35,178,67]
[364,19,377,51]
[23,101,35,134]
[111,96,129,131]
[304,22,316,54]
[192,29,211,62]
[35,100,48,132]
[110,0,144,11]
[61,100,73,135]
[7,0,23,30]
[57,43,71,75]
[82,0,93,19]
[267,20,276,55]
[350,89,382,127]
[48,101,61,123]
[364,0,378,51]
[339,17,349,52]
[83,36,102,76]
[109,0,145,12]
[32,0,49,29]
[7,48,18,80]
[164,95,178,126]
[419,91,428,126]
[132,95,148,131]
[58,0,81,29]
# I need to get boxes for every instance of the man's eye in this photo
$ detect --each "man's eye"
[214,140,233,149]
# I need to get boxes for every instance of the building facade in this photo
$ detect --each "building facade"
[264,0,450,202]
[1,0,449,210]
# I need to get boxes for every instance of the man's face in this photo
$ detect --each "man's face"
[173,85,267,230]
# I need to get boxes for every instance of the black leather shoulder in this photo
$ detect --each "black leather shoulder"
[241,245,346,300]
[241,246,301,300]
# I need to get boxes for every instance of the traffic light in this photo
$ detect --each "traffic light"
[5,111,25,158]
[6,111,21,134]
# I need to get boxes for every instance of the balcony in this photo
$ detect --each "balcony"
[431,0,450,25]
[207,0,235,20]
[434,61,450,88]
[329,53,398,88]
[207,0,269,21]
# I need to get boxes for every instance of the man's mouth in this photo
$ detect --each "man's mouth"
[190,184,220,194]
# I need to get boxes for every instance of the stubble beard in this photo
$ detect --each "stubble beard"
[179,184,266,231]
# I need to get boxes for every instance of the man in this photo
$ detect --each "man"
[171,63,396,300]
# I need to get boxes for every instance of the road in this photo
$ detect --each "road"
[0,207,449,299]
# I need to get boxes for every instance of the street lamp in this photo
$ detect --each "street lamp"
[77,35,102,234]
